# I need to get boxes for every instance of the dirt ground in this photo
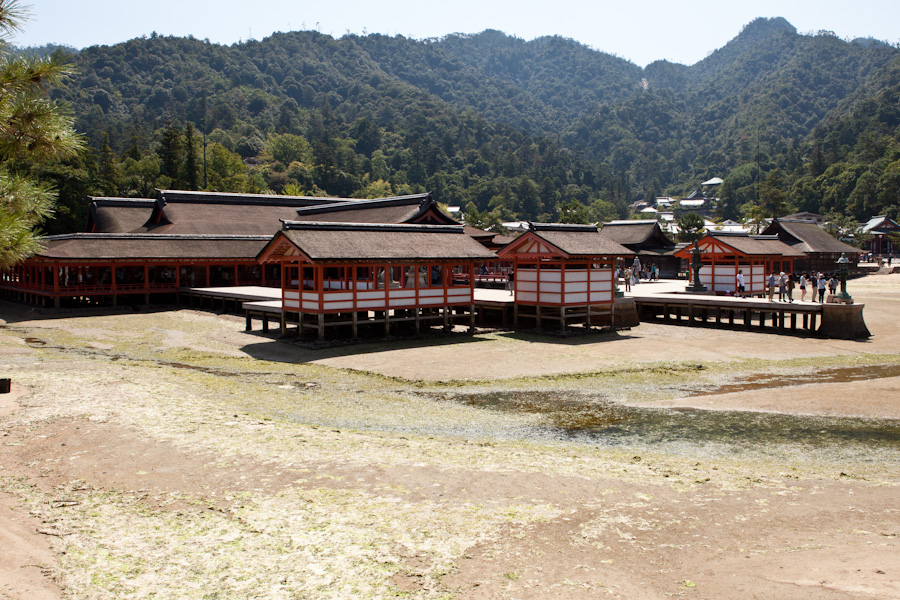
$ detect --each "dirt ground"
[1,274,899,599]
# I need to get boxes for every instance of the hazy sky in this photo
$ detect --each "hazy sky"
[11,0,900,67]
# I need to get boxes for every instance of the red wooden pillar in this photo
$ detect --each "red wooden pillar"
[233,264,239,287]
[205,264,211,287]
[316,265,324,312]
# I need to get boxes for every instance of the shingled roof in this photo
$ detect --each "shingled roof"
[86,197,156,233]
[762,219,861,254]
[500,223,633,258]
[706,232,805,257]
[259,222,497,263]
[142,189,348,235]
[36,233,270,260]
[599,220,676,248]
[292,193,458,225]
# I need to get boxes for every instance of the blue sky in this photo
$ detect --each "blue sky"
[12,0,900,67]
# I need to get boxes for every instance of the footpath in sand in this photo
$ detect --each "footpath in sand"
[0,274,898,599]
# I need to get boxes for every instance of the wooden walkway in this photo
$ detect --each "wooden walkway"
[634,292,825,334]
[183,284,868,339]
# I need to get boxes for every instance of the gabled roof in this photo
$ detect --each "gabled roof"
[157,189,347,207]
[291,193,458,225]
[141,191,448,236]
[763,219,862,254]
[780,211,824,223]
[145,189,348,235]
[258,221,497,263]
[676,232,805,259]
[36,233,270,260]
[862,215,900,234]
[499,223,632,258]
[86,197,156,233]
[599,220,676,248]
[684,189,706,200]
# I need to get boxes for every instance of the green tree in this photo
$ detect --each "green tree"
[760,168,787,218]
[156,125,184,186]
[206,142,248,192]
[675,211,705,243]
[184,123,199,190]
[97,133,118,196]
[0,0,82,269]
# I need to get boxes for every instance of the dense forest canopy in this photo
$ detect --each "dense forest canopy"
[22,17,900,235]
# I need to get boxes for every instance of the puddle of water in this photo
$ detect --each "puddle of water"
[432,391,900,457]
[692,364,900,396]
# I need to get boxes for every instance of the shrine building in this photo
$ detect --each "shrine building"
[256,221,497,339]
[674,231,805,295]
[497,223,633,330]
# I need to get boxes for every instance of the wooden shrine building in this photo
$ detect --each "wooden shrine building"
[0,191,472,308]
[861,216,900,257]
[598,220,680,277]
[762,218,861,273]
[674,231,805,295]
[256,221,497,340]
[0,233,273,307]
[497,223,632,331]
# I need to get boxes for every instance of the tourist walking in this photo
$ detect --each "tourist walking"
[799,273,808,302]
[624,267,631,292]
[786,274,795,302]
[778,272,787,301]
[828,274,837,297]
[817,273,827,303]
[767,272,775,301]
[736,269,745,297]
[506,269,515,295]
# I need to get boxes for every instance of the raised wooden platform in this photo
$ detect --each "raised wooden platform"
[633,292,868,338]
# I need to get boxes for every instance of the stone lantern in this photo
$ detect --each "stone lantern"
[835,252,853,303]
[685,241,707,292]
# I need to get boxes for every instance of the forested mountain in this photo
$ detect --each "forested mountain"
[31,17,900,235]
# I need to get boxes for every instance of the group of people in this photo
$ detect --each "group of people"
[617,259,659,292]
[764,271,838,303]
[616,264,659,292]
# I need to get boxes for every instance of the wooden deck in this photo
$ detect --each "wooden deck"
[187,283,869,340]
[634,292,825,333]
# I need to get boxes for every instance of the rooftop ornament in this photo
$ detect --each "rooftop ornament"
[835,252,853,302]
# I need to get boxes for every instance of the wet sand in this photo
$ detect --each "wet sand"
[1,273,898,599]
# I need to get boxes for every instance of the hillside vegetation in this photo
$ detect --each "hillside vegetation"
[28,17,900,234]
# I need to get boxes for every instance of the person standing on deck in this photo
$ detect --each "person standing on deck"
[506,269,515,295]
[736,269,745,297]
[778,272,786,301]
[632,256,641,284]
[817,273,827,302]
[767,272,776,301]
[786,273,795,302]
[799,272,808,302]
